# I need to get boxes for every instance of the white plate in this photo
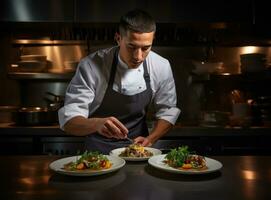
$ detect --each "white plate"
[49,155,125,176]
[148,154,223,174]
[110,147,162,161]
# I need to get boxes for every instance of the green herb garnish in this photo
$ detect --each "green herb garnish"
[165,146,191,167]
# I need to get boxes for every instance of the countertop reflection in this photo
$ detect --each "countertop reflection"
[0,155,271,200]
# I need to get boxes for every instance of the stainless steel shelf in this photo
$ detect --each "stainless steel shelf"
[12,39,86,45]
[8,72,74,80]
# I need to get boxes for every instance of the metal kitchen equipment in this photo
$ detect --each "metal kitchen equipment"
[13,92,64,126]
[44,92,64,111]
[13,106,58,126]
[0,105,19,123]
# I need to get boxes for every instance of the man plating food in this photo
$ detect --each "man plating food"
[58,9,180,154]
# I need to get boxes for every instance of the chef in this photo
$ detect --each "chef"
[58,9,180,154]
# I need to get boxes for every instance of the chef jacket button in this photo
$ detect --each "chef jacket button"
[138,69,141,72]
[139,86,142,89]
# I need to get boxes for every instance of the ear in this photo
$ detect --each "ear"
[115,32,121,45]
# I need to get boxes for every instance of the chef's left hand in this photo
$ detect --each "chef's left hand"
[134,136,152,147]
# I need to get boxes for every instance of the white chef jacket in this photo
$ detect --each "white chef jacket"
[58,46,180,129]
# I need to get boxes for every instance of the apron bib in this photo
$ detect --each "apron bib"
[85,48,152,154]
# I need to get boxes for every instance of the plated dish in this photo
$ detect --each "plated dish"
[164,146,207,170]
[149,155,222,174]
[63,151,112,171]
[110,144,162,161]
[148,146,222,174]
[49,151,125,176]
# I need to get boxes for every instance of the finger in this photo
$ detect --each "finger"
[142,139,152,147]
[141,137,152,147]
[100,126,113,138]
[110,117,128,136]
[133,136,144,144]
[104,120,124,139]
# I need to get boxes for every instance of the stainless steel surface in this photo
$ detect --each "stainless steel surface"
[20,54,47,61]
[14,45,85,73]
[13,39,86,45]
[8,72,74,80]
[0,156,271,200]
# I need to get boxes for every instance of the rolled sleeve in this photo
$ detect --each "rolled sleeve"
[58,60,96,130]
[155,107,181,125]
[152,60,181,125]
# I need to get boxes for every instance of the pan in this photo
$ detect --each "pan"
[13,92,64,126]
[14,107,58,126]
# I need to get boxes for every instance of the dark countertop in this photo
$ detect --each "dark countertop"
[1,122,271,137]
[0,155,270,200]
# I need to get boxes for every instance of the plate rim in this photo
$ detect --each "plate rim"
[49,155,126,176]
[109,147,162,161]
[148,154,223,174]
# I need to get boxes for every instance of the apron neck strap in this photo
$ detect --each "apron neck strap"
[108,47,119,86]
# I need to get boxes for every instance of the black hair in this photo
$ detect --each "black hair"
[119,9,156,36]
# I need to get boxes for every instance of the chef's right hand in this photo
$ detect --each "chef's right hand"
[95,116,128,139]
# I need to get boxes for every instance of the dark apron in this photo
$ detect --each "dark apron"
[85,48,152,154]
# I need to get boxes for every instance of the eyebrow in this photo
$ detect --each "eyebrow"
[128,44,152,49]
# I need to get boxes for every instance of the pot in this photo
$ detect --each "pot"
[0,106,19,123]
[44,92,64,111]
[13,92,64,126]
[14,107,58,126]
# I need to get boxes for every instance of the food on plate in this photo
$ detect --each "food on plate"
[119,144,153,157]
[164,146,207,170]
[63,151,112,171]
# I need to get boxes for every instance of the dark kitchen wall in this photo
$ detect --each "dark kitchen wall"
[0,0,254,23]
[0,32,20,105]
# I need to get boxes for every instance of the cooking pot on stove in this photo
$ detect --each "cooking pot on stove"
[14,107,58,126]
[13,92,64,126]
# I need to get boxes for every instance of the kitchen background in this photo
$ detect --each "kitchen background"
[1,0,271,155]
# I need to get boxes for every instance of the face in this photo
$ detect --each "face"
[116,30,154,69]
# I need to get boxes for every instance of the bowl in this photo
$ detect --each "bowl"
[17,61,47,72]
